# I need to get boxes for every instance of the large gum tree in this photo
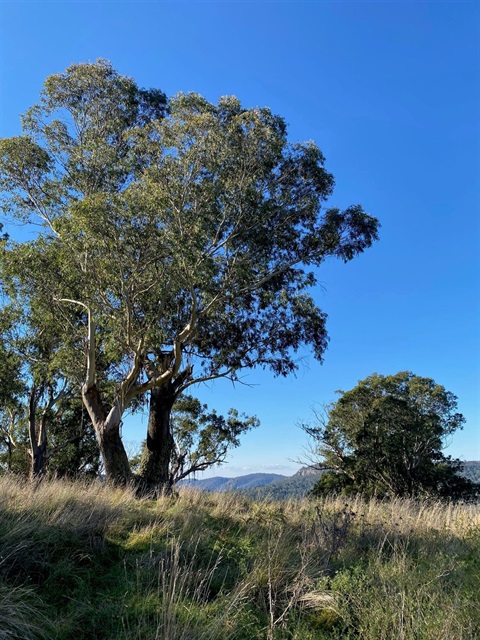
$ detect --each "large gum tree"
[0,61,379,488]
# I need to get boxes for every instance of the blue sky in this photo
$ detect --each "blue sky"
[0,1,478,476]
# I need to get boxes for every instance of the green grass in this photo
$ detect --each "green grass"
[0,476,478,639]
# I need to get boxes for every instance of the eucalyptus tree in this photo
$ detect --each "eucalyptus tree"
[0,312,25,474]
[0,61,379,486]
[0,61,169,483]
[0,390,99,480]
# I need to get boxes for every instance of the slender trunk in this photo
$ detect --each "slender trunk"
[6,438,13,472]
[28,387,47,480]
[137,383,176,495]
[6,411,17,473]
[82,383,131,485]
[31,440,47,478]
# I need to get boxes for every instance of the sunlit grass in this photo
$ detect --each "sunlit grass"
[0,476,478,639]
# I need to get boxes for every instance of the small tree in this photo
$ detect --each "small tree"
[0,287,98,480]
[137,394,258,491]
[305,372,478,499]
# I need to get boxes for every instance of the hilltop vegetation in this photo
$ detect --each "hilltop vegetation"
[1,476,479,640]
[303,373,478,500]
[183,463,480,501]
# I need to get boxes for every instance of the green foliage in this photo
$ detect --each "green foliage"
[45,398,100,479]
[170,394,259,482]
[0,292,100,478]
[307,372,478,500]
[0,60,379,484]
[0,397,100,480]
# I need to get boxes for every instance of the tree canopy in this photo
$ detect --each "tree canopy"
[0,60,380,486]
[306,372,478,499]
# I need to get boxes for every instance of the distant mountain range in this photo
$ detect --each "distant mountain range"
[462,460,480,484]
[179,461,480,500]
[179,468,322,498]
[179,472,286,492]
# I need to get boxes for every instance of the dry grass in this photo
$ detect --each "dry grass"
[0,476,478,639]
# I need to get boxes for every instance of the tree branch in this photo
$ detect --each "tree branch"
[56,298,96,388]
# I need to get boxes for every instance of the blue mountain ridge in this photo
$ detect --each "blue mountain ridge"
[179,472,286,492]
[178,462,480,500]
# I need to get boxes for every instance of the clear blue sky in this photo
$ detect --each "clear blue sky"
[0,1,478,476]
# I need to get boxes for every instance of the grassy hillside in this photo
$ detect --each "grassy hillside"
[0,476,479,639]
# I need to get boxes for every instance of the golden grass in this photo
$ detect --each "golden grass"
[0,476,478,639]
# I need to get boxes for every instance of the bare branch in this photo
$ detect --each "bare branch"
[56,298,95,388]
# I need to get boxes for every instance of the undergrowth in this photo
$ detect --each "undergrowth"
[0,476,478,639]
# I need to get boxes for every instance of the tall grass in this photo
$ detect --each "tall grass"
[0,476,478,639]
[121,540,252,640]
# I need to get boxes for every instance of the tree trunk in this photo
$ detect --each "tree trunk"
[97,426,132,485]
[82,383,131,486]
[137,382,176,495]
[31,442,47,479]
[28,386,47,481]
[6,438,13,472]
